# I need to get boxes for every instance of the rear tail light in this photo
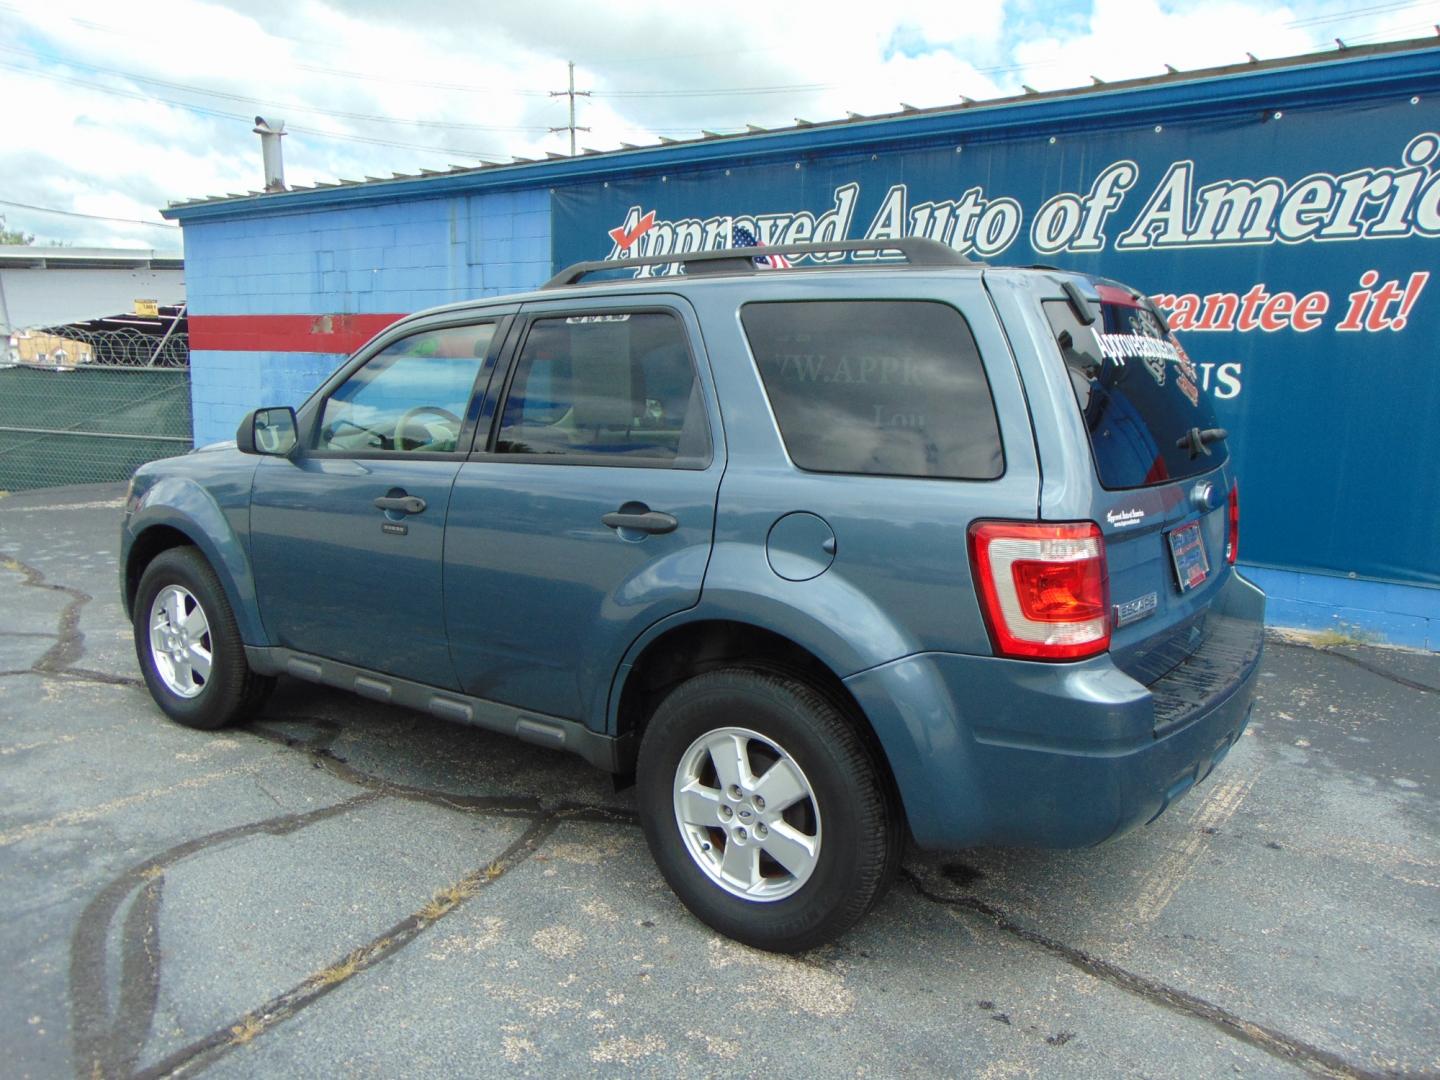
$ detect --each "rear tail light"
[1226,482,1240,565]
[968,521,1110,661]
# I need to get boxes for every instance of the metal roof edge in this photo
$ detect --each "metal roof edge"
[162,39,1440,225]
[0,246,183,269]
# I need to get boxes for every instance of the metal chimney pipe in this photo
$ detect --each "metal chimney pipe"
[252,116,287,193]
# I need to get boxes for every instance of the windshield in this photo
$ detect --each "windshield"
[1044,290,1227,490]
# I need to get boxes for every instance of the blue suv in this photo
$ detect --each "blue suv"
[121,239,1264,952]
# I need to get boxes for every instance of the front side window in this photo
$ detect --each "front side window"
[316,323,495,453]
[495,312,709,467]
[742,300,1003,480]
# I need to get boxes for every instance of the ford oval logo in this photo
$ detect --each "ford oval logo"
[1191,481,1217,512]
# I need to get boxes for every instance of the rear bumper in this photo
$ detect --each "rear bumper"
[845,571,1265,850]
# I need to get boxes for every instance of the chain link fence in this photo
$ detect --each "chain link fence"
[6,324,191,369]
[1,325,193,493]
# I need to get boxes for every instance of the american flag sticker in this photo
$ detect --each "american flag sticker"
[731,223,792,268]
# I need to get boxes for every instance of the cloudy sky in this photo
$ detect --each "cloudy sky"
[1,0,1437,251]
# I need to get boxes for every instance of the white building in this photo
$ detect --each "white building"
[0,246,184,336]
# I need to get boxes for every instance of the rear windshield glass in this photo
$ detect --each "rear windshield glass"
[741,300,1003,480]
[1044,295,1227,490]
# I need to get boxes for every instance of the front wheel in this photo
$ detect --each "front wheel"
[133,547,273,730]
[636,667,899,952]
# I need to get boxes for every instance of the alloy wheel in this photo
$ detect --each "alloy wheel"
[672,725,822,901]
[148,584,213,699]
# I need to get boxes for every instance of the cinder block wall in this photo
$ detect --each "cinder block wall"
[185,188,551,445]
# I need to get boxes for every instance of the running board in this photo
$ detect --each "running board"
[244,646,630,773]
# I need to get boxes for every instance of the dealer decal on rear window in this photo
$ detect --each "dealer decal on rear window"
[1097,332,1202,405]
[1096,333,1181,365]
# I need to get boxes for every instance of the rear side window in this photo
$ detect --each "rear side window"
[1044,294,1227,490]
[495,311,710,467]
[741,300,1003,480]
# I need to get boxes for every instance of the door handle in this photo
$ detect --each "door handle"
[601,509,678,535]
[374,494,427,515]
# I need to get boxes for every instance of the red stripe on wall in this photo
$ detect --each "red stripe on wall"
[189,313,406,353]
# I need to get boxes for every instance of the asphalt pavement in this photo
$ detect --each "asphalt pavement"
[1,483,1436,1079]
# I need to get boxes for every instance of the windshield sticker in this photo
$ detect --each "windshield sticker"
[1128,308,1163,338]
[1097,333,1181,365]
[1097,331,1207,397]
[1106,508,1145,528]
[1170,335,1197,379]
[1176,372,1201,406]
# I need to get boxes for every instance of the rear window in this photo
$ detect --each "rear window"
[741,300,1003,480]
[1044,293,1227,490]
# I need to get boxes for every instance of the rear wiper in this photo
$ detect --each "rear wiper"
[1175,427,1227,458]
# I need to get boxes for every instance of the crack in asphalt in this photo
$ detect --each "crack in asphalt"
[72,717,622,1080]
[1270,636,1438,695]
[245,718,636,827]
[1320,649,1438,695]
[0,549,145,690]
[902,870,1387,1080]
[0,549,1421,1079]
[0,552,92,674]
[135,813,562,1080]
[70,787,386,1080]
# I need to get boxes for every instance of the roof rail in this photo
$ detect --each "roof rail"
[542,237,971,289]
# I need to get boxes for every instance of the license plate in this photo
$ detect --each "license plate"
[1168,521,1210,592]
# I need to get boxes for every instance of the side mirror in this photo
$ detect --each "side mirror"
[236,407,299,457]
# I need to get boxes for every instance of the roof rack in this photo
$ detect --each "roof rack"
[542,237,971,289]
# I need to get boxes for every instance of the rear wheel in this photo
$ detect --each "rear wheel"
[636,667,898,952]
[133,547,273,730]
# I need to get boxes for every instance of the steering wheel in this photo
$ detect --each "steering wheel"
[394,406,462,450]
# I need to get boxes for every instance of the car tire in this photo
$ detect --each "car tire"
[636,666,898,953]
[133,547,274,730]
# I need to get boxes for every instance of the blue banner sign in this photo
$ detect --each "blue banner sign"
[553,98,1440,586]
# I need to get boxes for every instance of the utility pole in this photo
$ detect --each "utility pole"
[549,61,591,156]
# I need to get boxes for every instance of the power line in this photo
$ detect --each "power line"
[0,1,840,99]
[3,0,1438,104]
[0,43,557,133]
[1336,16,1440,41]
[0,0,554,96]
[289,58,552,97]
[0,198,179,229]
[592,79,839,99]
[0,40,754,139]
[6,65,507,159]
[1284,0,1440,29]
[578,0,1440,64]
[1,0,1435,161]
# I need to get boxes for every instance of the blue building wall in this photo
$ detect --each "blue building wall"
[189,351,340,446]
[1243,568,1437,649]
[168,45,1440,650]
[186,189,551,444]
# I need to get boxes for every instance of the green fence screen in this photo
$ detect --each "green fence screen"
[0,365,193,493]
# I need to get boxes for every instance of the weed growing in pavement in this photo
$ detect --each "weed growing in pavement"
[228,1016,264,1045]
[420,882,475,922]
[1311,623,1382,648]
[308,940,390,988]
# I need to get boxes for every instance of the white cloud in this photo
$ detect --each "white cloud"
[0,0,1434,248]
[1010,0,1313,90]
